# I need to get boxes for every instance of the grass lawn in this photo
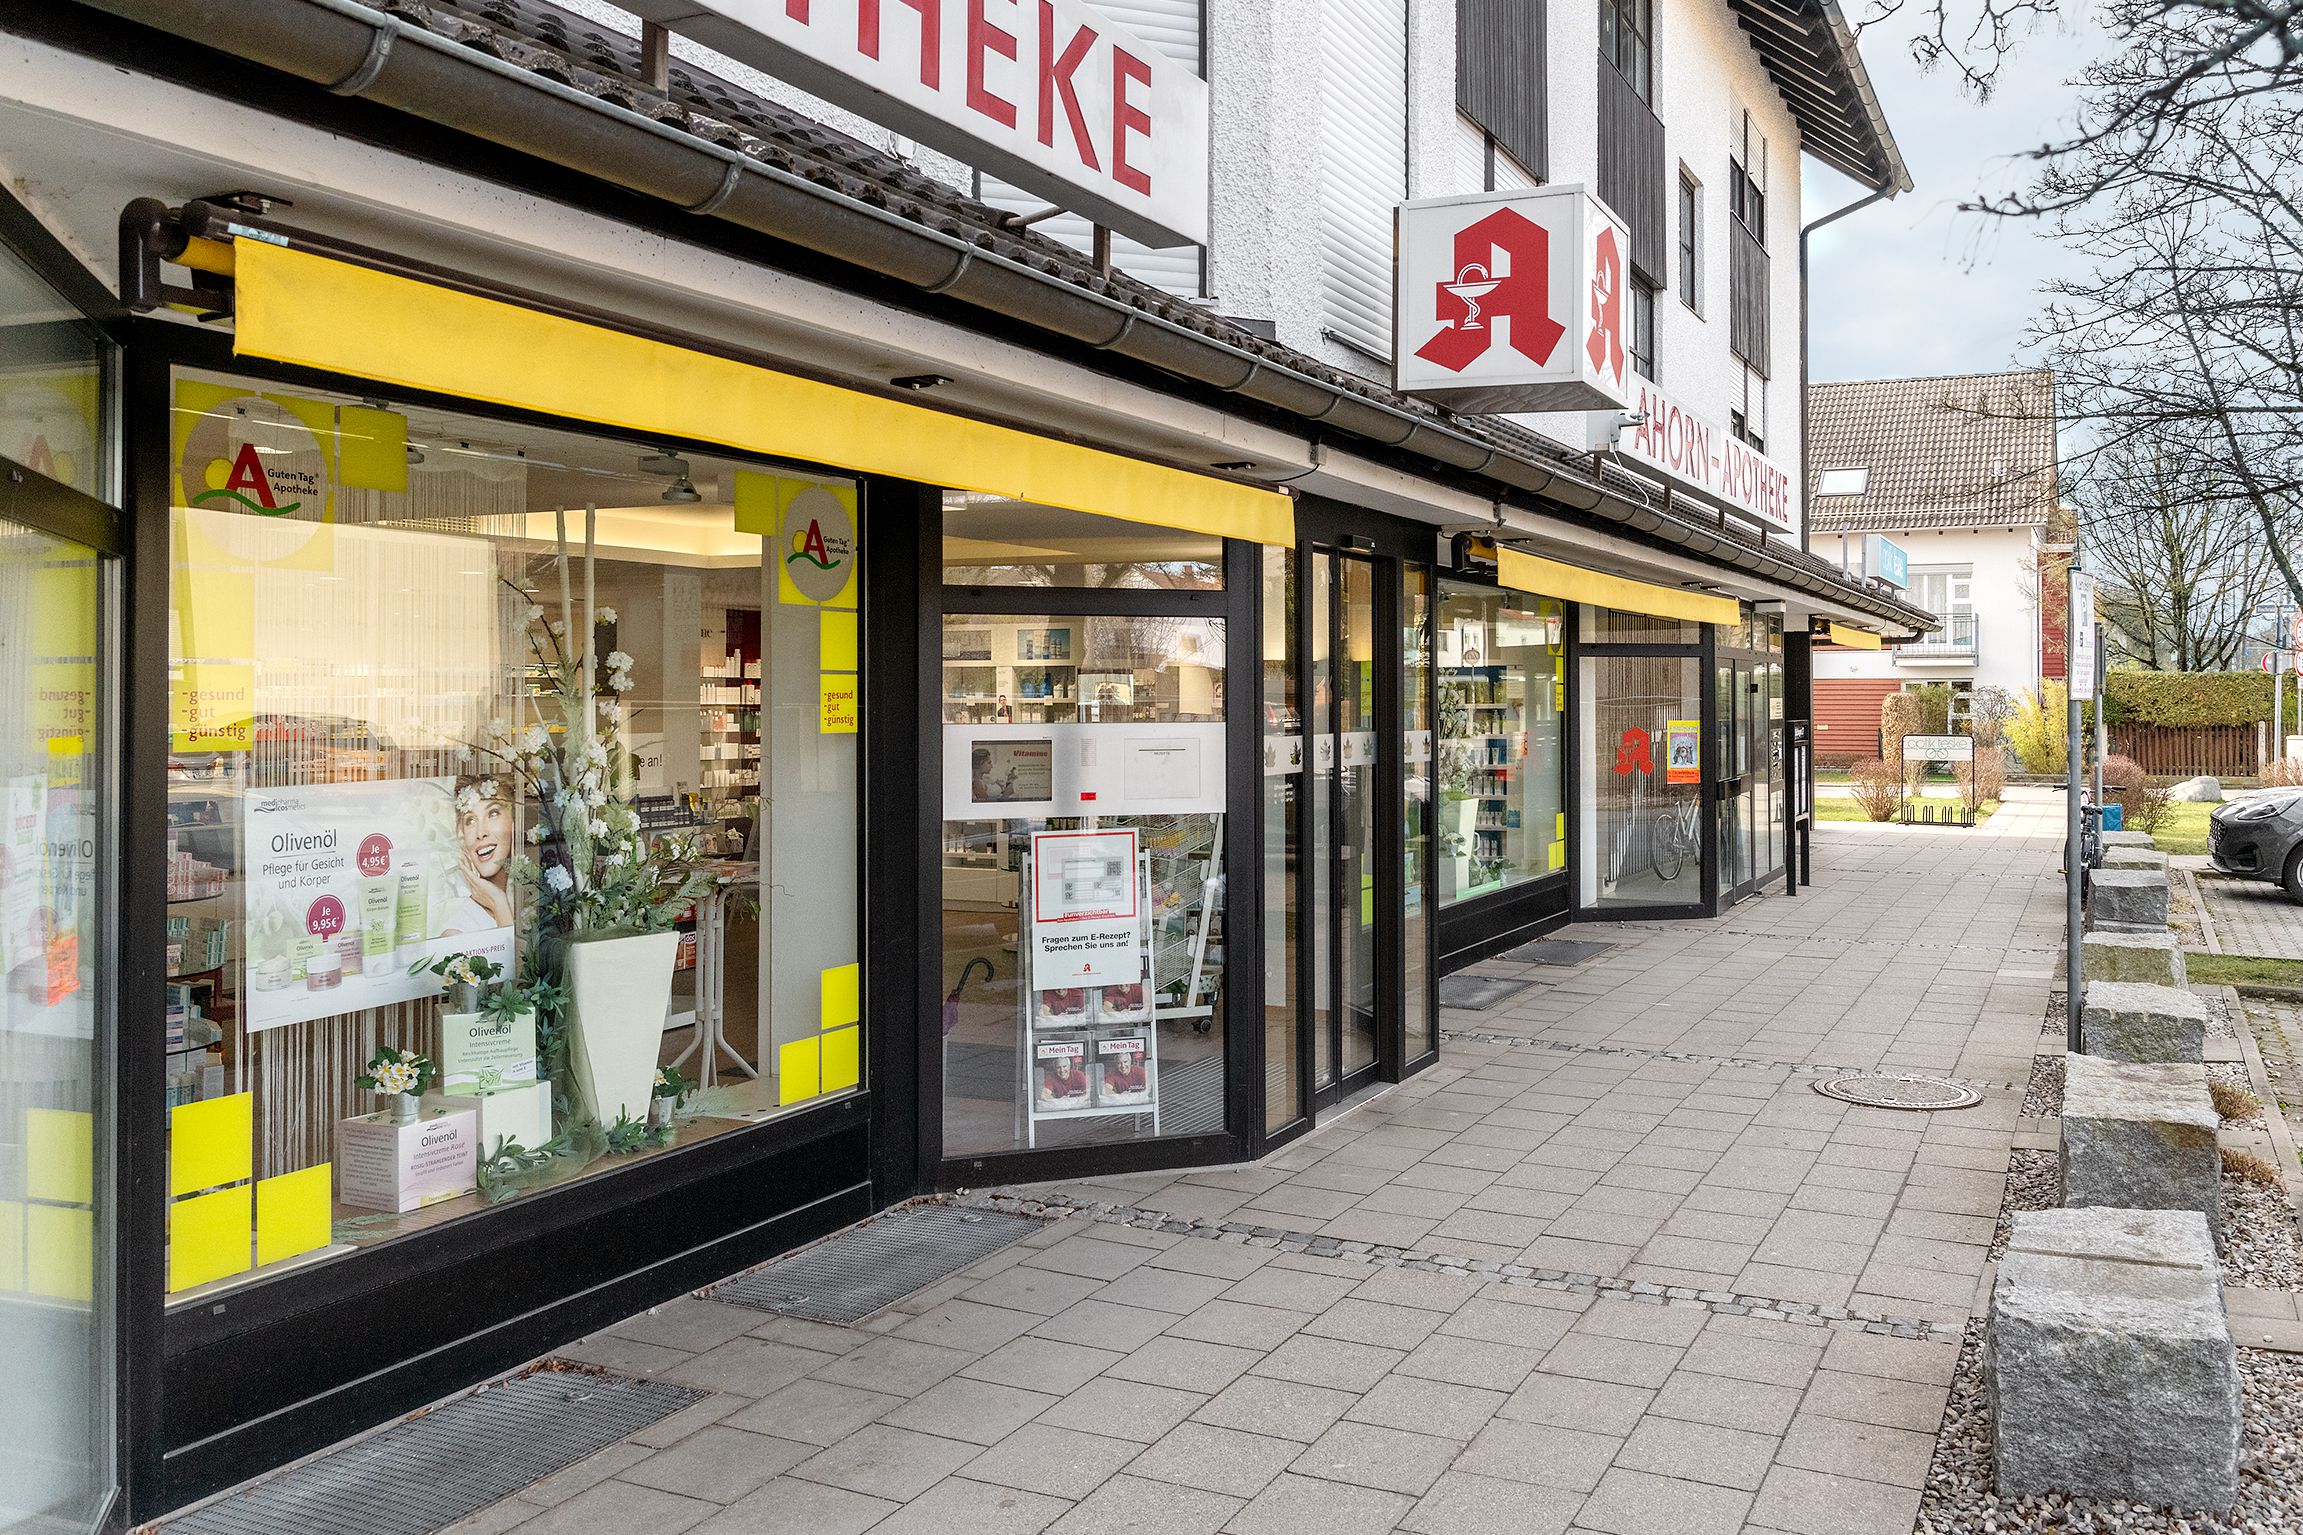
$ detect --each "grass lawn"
[2144,801,2213,857]
[2187,951,2303,988]
[1816,798,1999,825]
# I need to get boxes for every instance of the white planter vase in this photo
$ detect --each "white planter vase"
[565,930,678,1128]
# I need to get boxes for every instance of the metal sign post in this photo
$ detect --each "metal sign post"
[2067,570,2098,1051]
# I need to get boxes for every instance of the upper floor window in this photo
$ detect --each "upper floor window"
[1630,281,1657,382]
[1676,171,1702,315]
[1729,111,1767,249]
[1599,0,1653,100]
[1729,408,1764,453]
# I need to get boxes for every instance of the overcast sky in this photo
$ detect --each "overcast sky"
[1807,13,2103,383]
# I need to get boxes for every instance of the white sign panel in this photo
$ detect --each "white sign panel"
[241,777,516,1032]
[624,0,1210,248]
[2070,571,2099,702]
[942,721,1226,818]
[1900,734,1974,762]
[1581,378,1801,536]
[1028,829,1142,989]
[1395,185,1633,413]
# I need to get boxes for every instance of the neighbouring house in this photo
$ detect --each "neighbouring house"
[1804,369,2059,763]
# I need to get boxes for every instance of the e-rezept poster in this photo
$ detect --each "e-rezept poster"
[241,776,515,1031]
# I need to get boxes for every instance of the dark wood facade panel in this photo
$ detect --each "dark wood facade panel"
[1730,218,1771,375]
[1595,56,1666,284]
[1458,0,1547,181]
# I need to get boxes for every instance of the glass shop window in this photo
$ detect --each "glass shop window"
[943,497,1223,590]
[1435,584,1566,904]
[160,366,862,1299]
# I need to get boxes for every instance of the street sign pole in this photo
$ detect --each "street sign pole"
[2067,568,2098,1052]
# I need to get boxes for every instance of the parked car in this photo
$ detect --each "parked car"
[2208,791,2303,900]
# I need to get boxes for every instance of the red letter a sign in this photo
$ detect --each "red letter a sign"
[1414,208,1566,374]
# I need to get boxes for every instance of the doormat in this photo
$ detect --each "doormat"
[162,1366,705,1535]
[1501,938,1616,967]
[710,1203,1046,1325]
[1437,974,1535,1011]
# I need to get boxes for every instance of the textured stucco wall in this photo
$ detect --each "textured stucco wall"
[1811,525,2045,694]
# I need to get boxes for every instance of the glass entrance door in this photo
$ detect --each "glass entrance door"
[1717,647,1784,902]
[1308,549,1380,1100]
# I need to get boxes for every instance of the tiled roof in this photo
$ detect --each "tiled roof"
[1806,370,2056,533]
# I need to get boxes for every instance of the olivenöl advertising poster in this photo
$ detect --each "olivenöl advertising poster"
[241,775,516,1031]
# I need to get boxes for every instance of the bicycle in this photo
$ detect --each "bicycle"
[1650,795,1701,882]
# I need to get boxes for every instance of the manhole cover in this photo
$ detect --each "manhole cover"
[1438,975,1535,1011]
[1811,1074,1983,1111]
[1500,938,1616,967]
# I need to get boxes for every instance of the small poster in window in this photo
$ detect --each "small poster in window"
[1017,627,1073,662]
[1095,1034,1154,1107]
[970,739,1053,803]
[1665,720,1701,785]
[1035,1036,1094,1111]
[1081,673,1135,707]
[946,627,993,661]
[1028,829,1143,990]
[1097,977,1151,1024]
[1036,986,1093,1029]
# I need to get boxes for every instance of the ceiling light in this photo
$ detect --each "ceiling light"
[640,449,703,502]
[662,473,702,504]
[892,373,951,391]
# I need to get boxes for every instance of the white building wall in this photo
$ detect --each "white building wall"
[1812,526,2043,696]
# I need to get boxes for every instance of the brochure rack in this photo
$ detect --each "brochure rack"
[1016,842,1162,1148]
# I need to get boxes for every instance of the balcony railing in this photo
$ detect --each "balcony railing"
[1895,612,1978,658]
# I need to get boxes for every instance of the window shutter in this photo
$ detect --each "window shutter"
[977,0,1206,298]
[1456,0,1546,180]
[1320,0,1410,362]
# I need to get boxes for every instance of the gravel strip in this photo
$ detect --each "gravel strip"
[2205,987,2242,1042]
[2212,1062,2270,1130]
[2023,1053,2066,1119]
[1990,1148,2061,1262]
[2223,1173,2303,1292]
[1919,1324,2303,1533]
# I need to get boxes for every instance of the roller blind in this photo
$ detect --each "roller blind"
[1319,0,1409,363]
[977,0,1206,297]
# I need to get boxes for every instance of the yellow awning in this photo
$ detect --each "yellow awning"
[230,241,1295,546]
[1828,623,1883,650]
[1495,548,1740,627]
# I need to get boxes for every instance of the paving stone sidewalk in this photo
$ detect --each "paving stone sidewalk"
[2194,867,2303,961]
[437,795,2069,1535]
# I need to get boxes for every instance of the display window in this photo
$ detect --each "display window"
[1434,584,1565,905]
[160,366,862,1299]
[943,497,1223,590]
[939,606,1227,1156]
[1580,652,1706,909]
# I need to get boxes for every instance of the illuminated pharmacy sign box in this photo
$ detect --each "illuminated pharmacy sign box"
[621,0,1211,248]
[1395,185,1633,413]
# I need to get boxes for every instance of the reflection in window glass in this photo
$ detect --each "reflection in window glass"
[1260,547,1300,1132]
[1582,604,1699,646]
[1580,654,1704,909]
[0,515,111,1527]
[940,614,1227,1155]
[942,497,1222,589]
[162,367,861,1298]
[1436,585,1564,905]
[0,241,112,503]
[1402,566,1433,1057]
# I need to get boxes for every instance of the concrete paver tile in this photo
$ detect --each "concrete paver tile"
[1775,1413,1938,1488]
[1568,1298,1709,1348]
[788,1424,981,1501]
[1798,1369,1950,1433]
[1646,1368,1805,1435]
[1029,1298,1177,1352]
[1346,1266,1488,1313]
[1538,1332,1684,1389]
[1034,1377,1206,1444]
[960,1423,1143,1499]
[1750,1465,1923,1535]
[810,1336,978,1398]
[959,1267,1111,1318]
[1124,1421,1304,1497]
[1044,1475,1240,1535]
[1221,1471,1416,1535]
[1088,1267,1235,1315]
[629,1393,748,1449]
[1454,1419,1622,1492]
[960,1338,1128,1395]
[1161,1299,1313,1351]
[1303,1297,1445,1350]
[617,1427,812,1503]
[1611,1416,1777,1491]
[1249,1334,1405,1392]
[1221,1268,1365,1313]
[1192,1375,1360,1442]
[664,1338,838,1397]
[1291,1420,1463,1496]
[1573,1467,1753,1535]
[894,1300,1046,1355]
[880,1377,1061,1446]
[1106,1336,1263,1394]
[1816,1329,1959,1386]
[1024,1235,1161,1281]
[1345,1374,1508,1440]
[1393,1332,1550,1391]
[514,1480,717,1535]
[517,1443,655,1507]
[687,1477,898,1535]
[1400,1471,1584,1535]
[725,1379,900,1447]
[1438,1296,1580,1350]
[869,1478,1069,1535]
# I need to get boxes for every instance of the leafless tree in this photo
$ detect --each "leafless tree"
[2082,426,2281,668]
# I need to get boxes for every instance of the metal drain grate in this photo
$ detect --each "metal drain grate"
[1811,1073,1984,1111]
[1501,938,1616,967]
[711,1204,1045,1324]
[1438,974,1535,1011]
[164,1368,705,1535]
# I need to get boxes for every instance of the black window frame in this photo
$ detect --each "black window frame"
[1598,0,1653,101]
[1629,279,1658,382]
[1676,171,1702,315]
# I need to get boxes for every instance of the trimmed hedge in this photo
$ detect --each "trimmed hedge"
[2102,670,2303,728]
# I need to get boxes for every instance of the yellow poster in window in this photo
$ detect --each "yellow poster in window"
[819,675,859,734]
